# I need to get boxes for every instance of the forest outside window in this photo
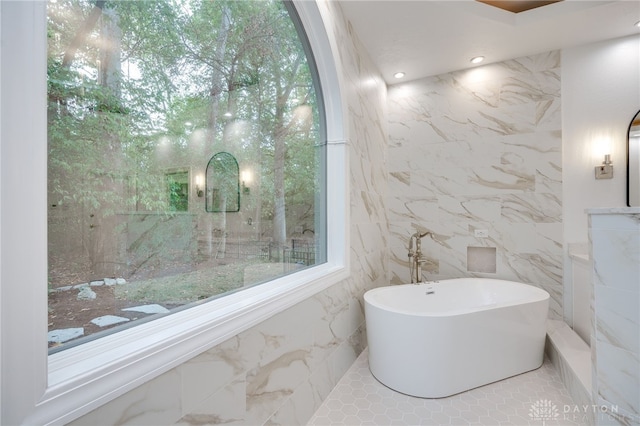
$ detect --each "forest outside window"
[47,0,326,351]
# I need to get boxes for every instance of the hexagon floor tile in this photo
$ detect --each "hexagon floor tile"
[308,349,582,425]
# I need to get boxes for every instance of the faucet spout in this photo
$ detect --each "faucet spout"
[409,231,432,283]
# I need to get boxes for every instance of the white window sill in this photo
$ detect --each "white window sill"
[31,262,348,425]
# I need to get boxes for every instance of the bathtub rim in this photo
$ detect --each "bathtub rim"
[364,278,550,317]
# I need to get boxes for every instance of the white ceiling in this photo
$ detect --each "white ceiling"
[338,0,640,84]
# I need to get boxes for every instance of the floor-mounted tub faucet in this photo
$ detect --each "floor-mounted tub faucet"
[408,231,431,283]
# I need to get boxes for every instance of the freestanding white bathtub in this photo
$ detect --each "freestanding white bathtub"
[364,278,549,398]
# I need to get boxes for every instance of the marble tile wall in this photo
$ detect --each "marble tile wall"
[68,1,389,425]
[589,209,640,426]
[387,52,564,319]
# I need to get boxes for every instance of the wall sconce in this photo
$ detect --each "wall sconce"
[194,174,204,197]
[241,170,252,195]
[595,154,613,179]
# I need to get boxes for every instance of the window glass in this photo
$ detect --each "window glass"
[47,0,325,351]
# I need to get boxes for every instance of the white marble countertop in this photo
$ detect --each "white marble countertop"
[585,207,640,214]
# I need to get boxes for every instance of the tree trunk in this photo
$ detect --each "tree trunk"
[98,7,122,98]
[90,4,123,277]
[62,1,105,69]
[208,5,231,258]
[207,5,230,141]
[271,55,304,257]
[273,116,287,252]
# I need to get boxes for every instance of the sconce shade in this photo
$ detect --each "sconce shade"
[595,154,613,179]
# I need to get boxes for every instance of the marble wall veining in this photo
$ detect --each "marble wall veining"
[589,209,640,426]
[68,1,389,425]
[387,52,564,319]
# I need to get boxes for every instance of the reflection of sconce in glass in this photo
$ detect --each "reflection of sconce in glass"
[194,174,204,197]
[241,170,252,195]
[595,154,613,179]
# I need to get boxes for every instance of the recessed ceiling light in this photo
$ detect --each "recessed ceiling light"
[394,72,405,79]
[470,56,485,64]
[635,20,640,28]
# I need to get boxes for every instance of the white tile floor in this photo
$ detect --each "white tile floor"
[308,349,581,426]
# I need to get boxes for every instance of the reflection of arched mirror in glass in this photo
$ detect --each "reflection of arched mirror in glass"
[627,110,640,207]
[206,152,240,212]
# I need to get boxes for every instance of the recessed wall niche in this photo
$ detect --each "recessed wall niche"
[467,246,497,273]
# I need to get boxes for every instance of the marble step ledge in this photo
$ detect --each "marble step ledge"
[545,319,594,424]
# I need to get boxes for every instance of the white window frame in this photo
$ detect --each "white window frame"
[0,1,349,425]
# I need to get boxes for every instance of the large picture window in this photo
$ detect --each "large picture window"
[47,0,326,351]
[2,1,344,423]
